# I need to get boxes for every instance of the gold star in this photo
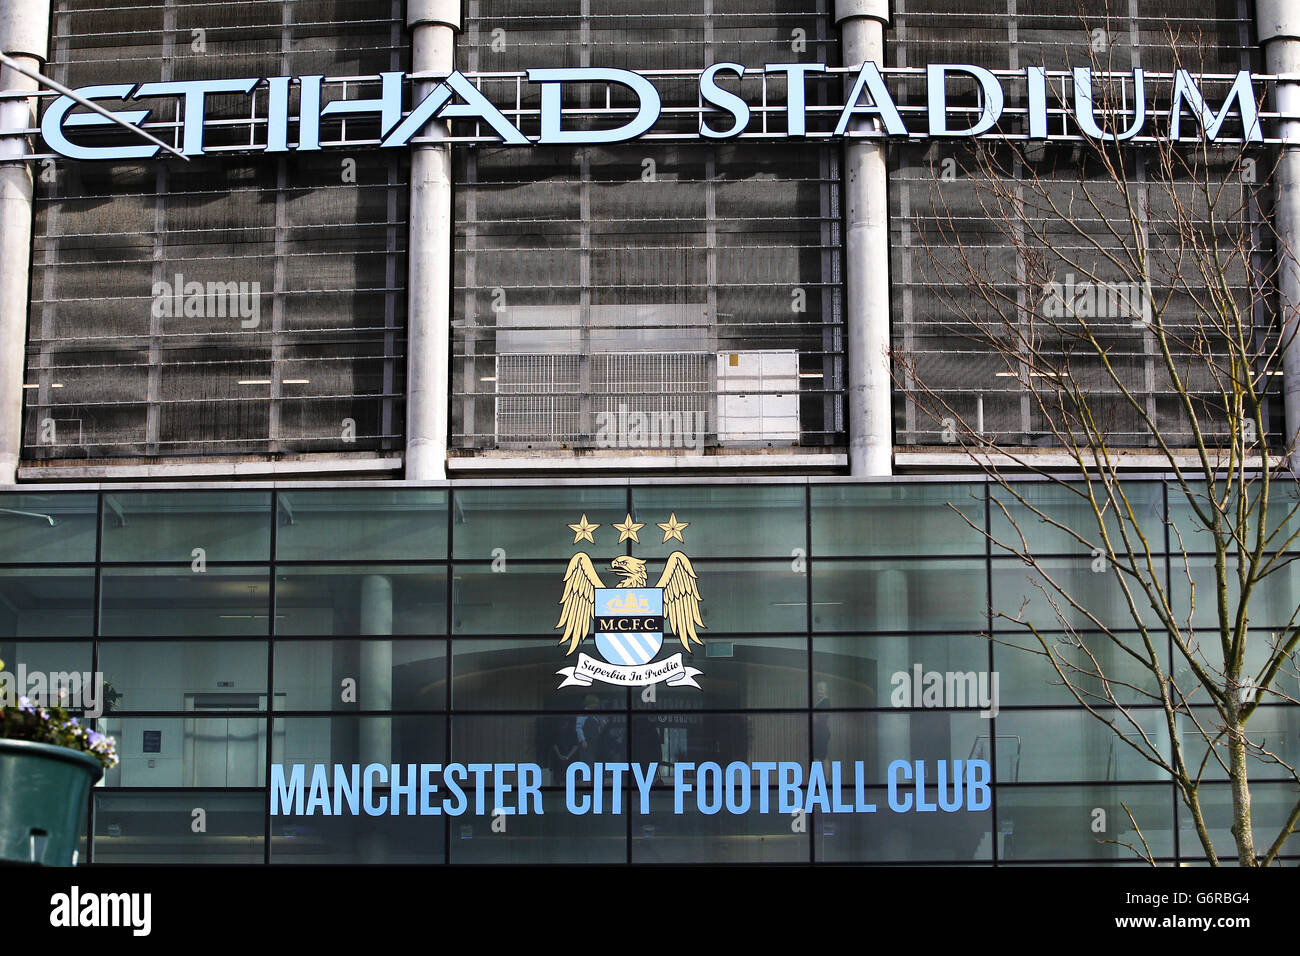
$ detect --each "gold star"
[567,514,599,544]
[613,513,644,543]
[657,513,689,543]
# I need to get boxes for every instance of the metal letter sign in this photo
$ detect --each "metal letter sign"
[7,62,1275,162]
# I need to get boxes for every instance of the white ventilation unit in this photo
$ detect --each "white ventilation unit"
[716,350,800,444]
[495,352,711,447]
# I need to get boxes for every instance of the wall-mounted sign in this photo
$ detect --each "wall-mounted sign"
[33,63,1269,161]
[555,512,704,691]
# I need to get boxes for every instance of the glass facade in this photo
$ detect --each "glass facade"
[25,1,409,461]
[452,1,845,454]
[0,481,1293,864]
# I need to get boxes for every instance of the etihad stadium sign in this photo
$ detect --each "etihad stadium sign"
[31,62,1272,161]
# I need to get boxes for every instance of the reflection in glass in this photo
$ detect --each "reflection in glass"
[452,639,600,712]
[994,631,1165,707]
[989,481,1165,556]
[994,710,1169,782]
[1175,706,1300,782]
[100,491,271,562]
[276,489,448,560]
[0,493,97,562]
[813,634,989,708]
[811,483,985,556]
[0,568,93,637]
[996,785,1173,861]
[100,567,270,636]
[97,640,267,712]
[991,557,1163,632]
[275,716,446,768]
[632,637,807,710]
[630,485,806,558]
[817,787,993,862]
[93,792,265,863]
[275,640,446,711]
[100,713,267,788]
[632,792,806,863]
[452,488,626,560]
[275,566,447,636]
[450,793,625,864]
[813,559,986,632]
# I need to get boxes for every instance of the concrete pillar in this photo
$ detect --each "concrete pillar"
[359,574,394,765]
[835,0,892,476]
[0,1,50,484]
[1260,1,1300,473]
[358,572,392,862]
[875,567,910,857]
[405,0,461,480]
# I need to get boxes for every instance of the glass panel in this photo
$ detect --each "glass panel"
[994,631,1167,707]
[93,792,265,863]
[275,566,447,636]
[990,556,1163,631]
[630,713,807,766]
[1177,782,1300,861]
[275,716,446,767]
[275,489,448,561]
[813,634,991,709]
[1166,481,1300,556]
[453,560,804,635]
[452,639,607,713]
[816,786,994,862]
[632,790,808,863]
[272,811,445,865]
[630,485,806,558]
[996,785,1173,861]
[822,712,989,780]
[97,640,267,712]
[99,714,267,788]
[0,493,97,562]
[0,568,94,638]
[1175,706,1300,782]
[449,796,625,864]
[1169,556,1300,632]
[273,640,446,711]
[1170,629,1300,708]
[100,491,271,562]
[811,483,986,556]
[0,641,93,710]
[632,637,807,710]
[989,481,1166,556]
[452,487,627,560]
[812,559,987,632]
[994,710,1169,782]
[453,714,628,771]
[99,567,270,636]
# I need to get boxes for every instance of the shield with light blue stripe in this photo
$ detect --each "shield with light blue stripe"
[594,587,664,666]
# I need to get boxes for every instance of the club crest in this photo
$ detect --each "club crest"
[555,513,704,690]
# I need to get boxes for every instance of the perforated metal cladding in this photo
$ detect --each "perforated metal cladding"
[24,0,409,462]
[889,0,1281,450]
[452,1,846,452]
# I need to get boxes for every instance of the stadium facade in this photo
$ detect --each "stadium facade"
[0,0,1296,864]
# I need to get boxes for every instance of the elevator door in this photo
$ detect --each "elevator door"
[183,693,265,788]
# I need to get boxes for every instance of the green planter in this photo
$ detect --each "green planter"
[0,739,102,866]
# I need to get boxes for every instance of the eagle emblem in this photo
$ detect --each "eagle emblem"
[554,515,705,690]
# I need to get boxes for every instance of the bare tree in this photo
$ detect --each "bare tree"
[893,22,1300,865]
